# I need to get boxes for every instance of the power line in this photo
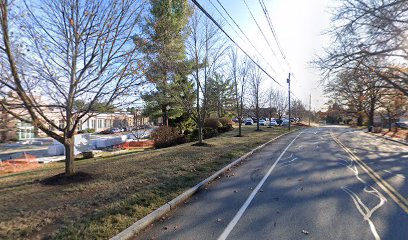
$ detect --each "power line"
[214,0,277,74]
[258,0,291,70]
[242,0,283,73]
[207,0,247,49]
[192,0,301,101]
[190,0,282,87]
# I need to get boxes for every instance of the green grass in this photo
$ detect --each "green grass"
[0,125,300,239]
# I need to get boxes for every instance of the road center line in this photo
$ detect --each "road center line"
[217,132,303,240]
[331,132,408,213]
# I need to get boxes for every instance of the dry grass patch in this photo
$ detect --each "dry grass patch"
[0,126,299,239]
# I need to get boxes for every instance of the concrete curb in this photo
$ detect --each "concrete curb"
[110,129,299,240]
[365,132,408,146]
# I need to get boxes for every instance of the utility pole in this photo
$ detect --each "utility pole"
[309,94,311,127]
[287,73,291,131]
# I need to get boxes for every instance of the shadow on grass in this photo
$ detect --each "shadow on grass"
[40,171,94,186]
[191,142,213,147]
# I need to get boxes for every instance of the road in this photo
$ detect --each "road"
[135,126,408,240]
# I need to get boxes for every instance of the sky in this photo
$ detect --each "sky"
[200,0,335,110]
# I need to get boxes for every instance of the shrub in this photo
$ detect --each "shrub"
[204,118,222,129]
[190,128,199,141]
[219,117,232,126]
[151,126,180,149]
[217,126,230,133]
[78,129,95,134]
[176,135,188,144]
[190,127,219,140]
[203,127,218,139]
[217,117,234,133]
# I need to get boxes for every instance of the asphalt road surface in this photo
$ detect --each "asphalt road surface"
[135,126,408,240]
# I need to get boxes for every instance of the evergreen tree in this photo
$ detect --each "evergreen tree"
[135,0,193,125]
[207,72,235,118]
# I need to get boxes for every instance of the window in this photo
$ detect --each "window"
[98,119,103,129]
[17,121,36,140]
[58,120,65,129]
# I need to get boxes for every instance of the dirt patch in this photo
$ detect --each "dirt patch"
[191,142,213,147]
[0,154,40,175]
[40,171,93,186]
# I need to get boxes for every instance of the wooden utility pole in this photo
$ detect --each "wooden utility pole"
[309,94,311,127]
[287,73,291,131]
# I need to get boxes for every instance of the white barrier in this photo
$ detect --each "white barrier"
[47,134,95,156]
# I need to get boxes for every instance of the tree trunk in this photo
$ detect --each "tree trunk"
[162,105,168,126]
[368,99,375,127]
[357,113,363,126]
[256,104,260,131]
[388,116,392,131]
[64,138,75,176]
[198,122,203,144]
[256,118,260,131]
[238,119,242,137]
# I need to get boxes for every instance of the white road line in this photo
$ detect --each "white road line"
[217,132,303,240]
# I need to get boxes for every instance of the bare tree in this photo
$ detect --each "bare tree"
[265,87,276,126]
[272,89,288,121]
[324,60,387,128]
[291,99,306,120]
[184,10,228,145]
[315,0,408,96]
[0,0,145,176]
[379,90,408,130]
[229,48,249,136]
[248,63,263,131]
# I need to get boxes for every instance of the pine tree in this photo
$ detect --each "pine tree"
[135,0,193,126]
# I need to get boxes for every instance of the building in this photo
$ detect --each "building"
[0,94,139,142]
[0,110,136,142]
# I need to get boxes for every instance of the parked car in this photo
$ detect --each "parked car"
[394,122,408,129]
[232,118,239,123]
[281,119,290,126]
[269,120,278,126]
[111,128,121,133]
[245,118,254,125]
[259,119,266,125]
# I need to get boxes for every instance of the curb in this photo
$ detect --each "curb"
[364,132,408,146]
[110,129,299,240]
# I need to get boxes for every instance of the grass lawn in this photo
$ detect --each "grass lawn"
[0,125,300,239]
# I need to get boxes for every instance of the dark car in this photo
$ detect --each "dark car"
[394,122,408,129]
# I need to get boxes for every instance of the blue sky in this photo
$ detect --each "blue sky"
[199,0,334,110]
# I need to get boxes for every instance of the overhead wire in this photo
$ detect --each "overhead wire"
[190,0,283,87]
[214,0,278,74]
[207,0,247,48]
[256,0,304,101]
[258,0,291,71]
[193,0,302,102]
[242,0,285,75]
